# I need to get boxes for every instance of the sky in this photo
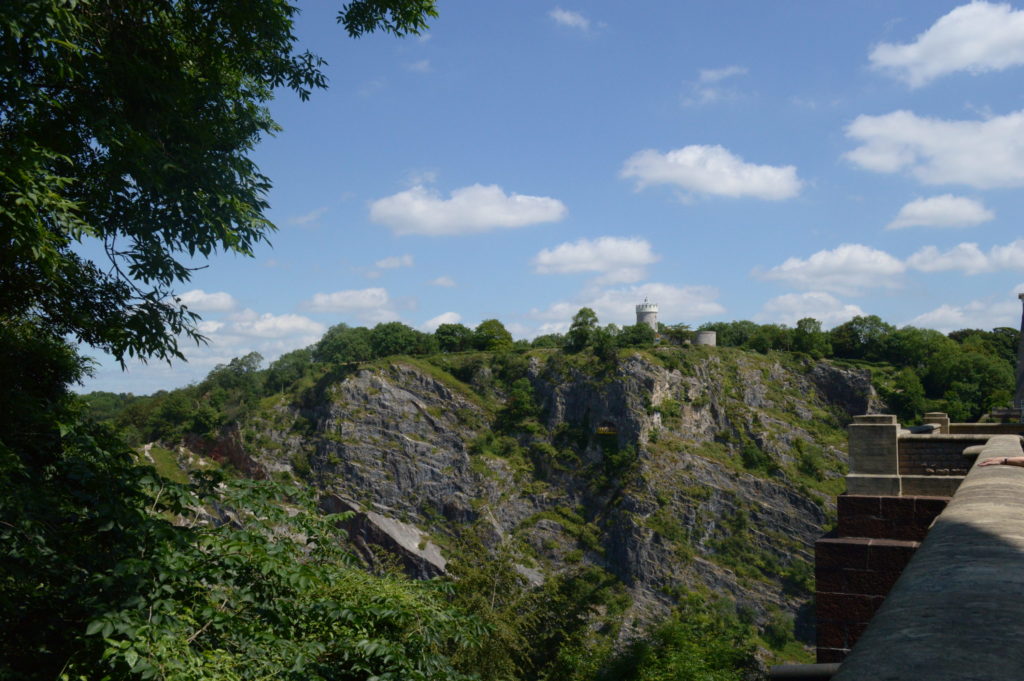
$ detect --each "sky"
[82,1,1024,394]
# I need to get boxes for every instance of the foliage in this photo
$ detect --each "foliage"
[474,319,515,352]
[445,534,629,681]
[599,593,759,681]
[435,322,475,352]
[2,427,479,680]
[531,333,565,348]
[1,0,437,363]
[793,317,831,358]
[829,315,896,361]
[566,308,600,353]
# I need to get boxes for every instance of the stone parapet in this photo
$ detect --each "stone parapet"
[831,435,1024,680]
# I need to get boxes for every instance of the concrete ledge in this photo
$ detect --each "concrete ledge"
[833,435,1024,680]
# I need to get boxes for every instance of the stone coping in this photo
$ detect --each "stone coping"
[832,435,1024,680]
[896,433,999,441]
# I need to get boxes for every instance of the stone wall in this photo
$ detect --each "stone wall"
[815,495,947,663]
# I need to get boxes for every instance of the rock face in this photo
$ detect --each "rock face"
[220,348,876,640]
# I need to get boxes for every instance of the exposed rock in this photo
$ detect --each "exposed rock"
[188,348,874,642]
[320,494,447,579]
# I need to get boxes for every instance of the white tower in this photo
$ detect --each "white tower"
[636,298,658,331]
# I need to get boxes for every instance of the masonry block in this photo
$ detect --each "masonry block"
[844,568,903,596]
[815,619,846,649]
[867,538,919,572]
[816,592,885,623]
[845,473,901,496]
[848,416,899,475]
[817,647,848,664]
[816,536,870,570]
[900,474,964,497]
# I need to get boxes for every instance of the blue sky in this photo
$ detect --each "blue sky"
[83,1,1024,394]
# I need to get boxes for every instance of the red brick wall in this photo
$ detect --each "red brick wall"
[815,495,948,663]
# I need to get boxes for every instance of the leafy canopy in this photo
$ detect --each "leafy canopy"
[1,0,436,364]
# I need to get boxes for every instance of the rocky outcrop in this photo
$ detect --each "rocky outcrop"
[320,494,447,579]
[202,348,873,640]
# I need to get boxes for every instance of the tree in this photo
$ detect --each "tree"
[314,323,374,364]
[531,332,565,348]
[1,0,437,364]
[1,4,444,679]
[698,320,758,347]
[657,322,692,346]
[566,307,599,353]
[369,321,427,357]
[474,319,514,352]
[793,317,831,358]
[619,322,656,348]
[435,322,475,352]
[829,315,895,360]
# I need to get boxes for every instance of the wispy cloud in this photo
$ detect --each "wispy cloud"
[683,66,749,106]
[549,7,591,31]
[375,254,414,269]
[289,207,328,226]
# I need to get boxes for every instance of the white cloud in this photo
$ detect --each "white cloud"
[533,237,660,284]
[289,206,328,226]
[910,287,1024,332]
[906,243,988,274]
[549,7,590,31]
[375,254,414,269]
[886,194,994,229]
[430,276,455,287]
[907,239,1024,275]
[870,2,1024,87]
[757,244,906,295]
[530,282,724,330]
[196,320,224,334]
[699,65,748,83]
[755,292,865,328]
[408,59,431,73]
[684,67,748,106]
[176,289,237,312]
[229,311,325,339]
[845,110,1024,188]
[621,144,802,200]
[421,311,461,332]
[307,288,390,312]
[370,184,567,235]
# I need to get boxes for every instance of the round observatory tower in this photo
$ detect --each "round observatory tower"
[636,298,658,331]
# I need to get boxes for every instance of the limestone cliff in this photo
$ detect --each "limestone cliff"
[196,347,876,642]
